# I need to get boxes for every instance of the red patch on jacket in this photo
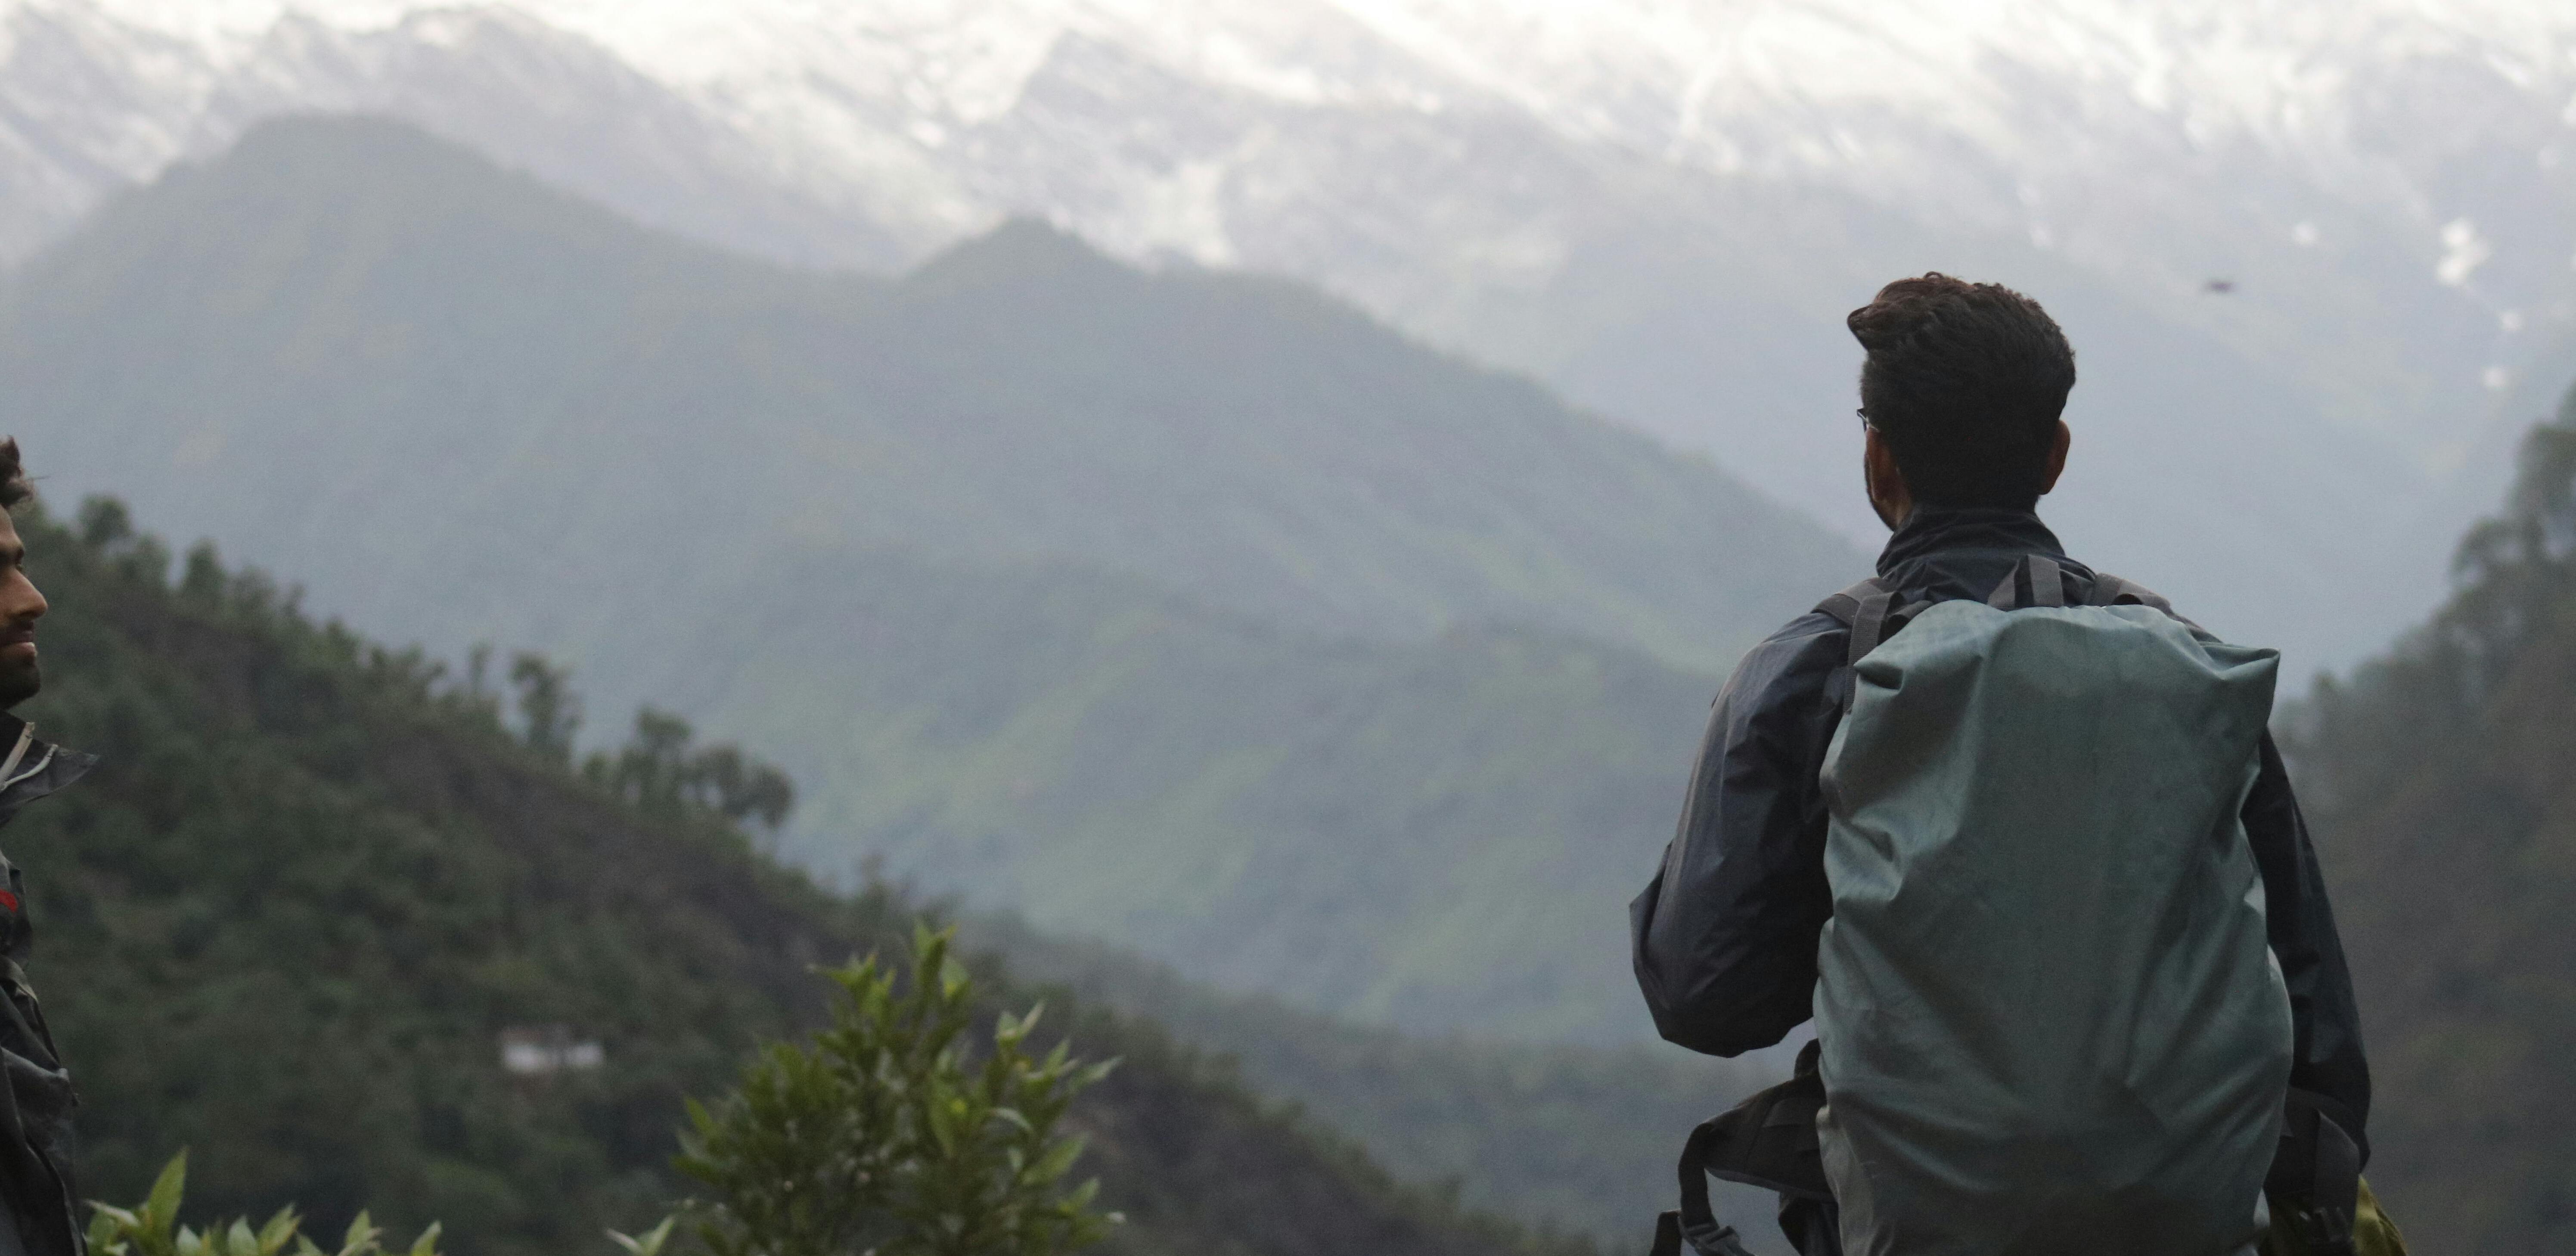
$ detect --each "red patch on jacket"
[0,890,21,913]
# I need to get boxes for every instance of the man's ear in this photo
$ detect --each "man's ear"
[1864,426,1914,530]
[2036,420,2071,496]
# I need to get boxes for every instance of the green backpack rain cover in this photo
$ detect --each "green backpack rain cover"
[1813,566,2295,1256]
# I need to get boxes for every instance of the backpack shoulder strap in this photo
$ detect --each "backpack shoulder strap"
[1985,554,2070,609]
[1813,578,1887,628]
[1814,578,1903,668]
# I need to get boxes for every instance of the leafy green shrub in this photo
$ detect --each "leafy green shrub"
[674,925,1117,1256]
[88,1153,444,1256]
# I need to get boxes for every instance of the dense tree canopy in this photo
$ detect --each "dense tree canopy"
[2281,383,2576,1253]
[1,499,1578,1256]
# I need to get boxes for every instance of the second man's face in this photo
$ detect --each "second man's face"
[0,512,49,710]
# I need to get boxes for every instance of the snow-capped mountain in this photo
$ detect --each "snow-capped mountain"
[4,0,2574,667]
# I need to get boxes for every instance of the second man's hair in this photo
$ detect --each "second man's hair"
[0,440,29,512]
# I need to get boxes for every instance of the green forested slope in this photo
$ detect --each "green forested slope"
[665,545,1719,1041]
[2281,381,2576,1253]
[0,499,1577,1256]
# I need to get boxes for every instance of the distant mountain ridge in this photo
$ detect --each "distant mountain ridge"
[0,115,1855,678]
[0,116,1849,1040]
[4,0,2572,667]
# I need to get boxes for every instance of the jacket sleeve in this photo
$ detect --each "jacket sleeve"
[1630,612,1847,1056]
[2243,731,2374,1163]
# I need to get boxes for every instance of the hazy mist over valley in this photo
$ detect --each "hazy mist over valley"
[1,3,2574,1253]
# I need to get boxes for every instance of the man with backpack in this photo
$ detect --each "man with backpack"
[1630,276,2380,1256]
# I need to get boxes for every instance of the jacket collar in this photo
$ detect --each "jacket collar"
[0,714,36,782]
[1875,507,2069,577]
[0,713,91,830]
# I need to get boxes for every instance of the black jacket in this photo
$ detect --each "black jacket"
[0,714,93,1256]
[1629,508,2372,1159]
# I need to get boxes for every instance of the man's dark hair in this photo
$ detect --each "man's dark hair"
[0,440,30,511]
[1848,274,2076,510]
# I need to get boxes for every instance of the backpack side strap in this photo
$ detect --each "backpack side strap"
[2084,572,2174,613]
[2267,1088,2365,1256]
[1648,1117,1765,1256]
[1652,1041,1838,1256]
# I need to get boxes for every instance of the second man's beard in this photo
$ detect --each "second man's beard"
[0,660,43,712]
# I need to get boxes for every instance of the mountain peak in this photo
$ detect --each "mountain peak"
[902,215,1128,295]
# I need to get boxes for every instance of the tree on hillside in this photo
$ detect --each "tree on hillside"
[494,659,796,829]
[2290,382,2576,808]
[673,925,1118,1256]
[508,653,582,763]
[590,708,795,831]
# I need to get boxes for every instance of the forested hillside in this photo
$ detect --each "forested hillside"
[2282,381,2576,1253]
[0,497,1579,1256]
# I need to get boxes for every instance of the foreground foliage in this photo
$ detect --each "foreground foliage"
[965,911,1767,1245]
[88,1153,442,1256]
[679,926,1115,1256]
